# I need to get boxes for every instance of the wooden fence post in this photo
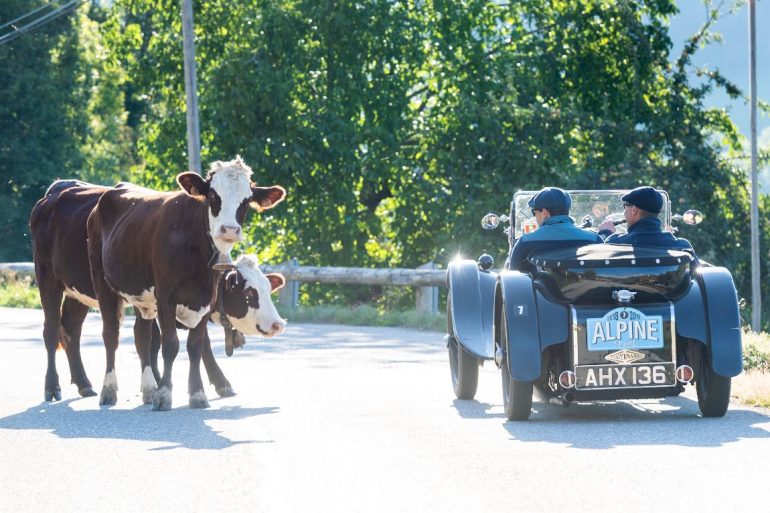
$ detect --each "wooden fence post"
[415,261,439,314]
[278,258,299,308]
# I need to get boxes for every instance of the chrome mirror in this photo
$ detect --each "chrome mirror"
[681,209,703,225]
[673,209,703,225]
[481,212,509,230]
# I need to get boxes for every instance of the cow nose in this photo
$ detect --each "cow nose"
[271,321,285,335]
[219,225,241,240]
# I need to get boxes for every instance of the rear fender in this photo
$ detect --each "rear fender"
[447,260,496,359]
[696,267,743,377]
[496,271,540,382]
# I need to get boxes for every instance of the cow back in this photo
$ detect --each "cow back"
[30,181,110,297]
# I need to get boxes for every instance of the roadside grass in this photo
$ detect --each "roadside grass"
[2,270,768,406]
[279,303,446,332]
[734,331,770,407]
[0,272,40,309]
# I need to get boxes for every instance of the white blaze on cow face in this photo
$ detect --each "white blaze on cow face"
[227,255,286,337]
[207,157,254,255]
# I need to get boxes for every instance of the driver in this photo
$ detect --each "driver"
[597,186,695,254]
[506,187,602,272]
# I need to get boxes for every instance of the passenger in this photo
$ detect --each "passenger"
[597,186,695,254]
[506,187,603,272]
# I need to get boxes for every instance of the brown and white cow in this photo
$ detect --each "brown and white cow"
[87,157,286,410]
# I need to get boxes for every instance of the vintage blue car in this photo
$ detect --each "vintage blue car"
[446,189,743,420]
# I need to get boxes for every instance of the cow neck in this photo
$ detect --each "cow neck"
[200,196,222,270]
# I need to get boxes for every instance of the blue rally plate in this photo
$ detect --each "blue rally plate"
[586,307,663,352]
[575,362,675,389]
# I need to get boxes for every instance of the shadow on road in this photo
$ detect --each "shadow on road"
[0,399,279,450]
[497,395,770,449]
[452,399,506,419]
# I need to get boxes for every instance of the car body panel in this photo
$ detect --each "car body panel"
[697,267,743,377]
[447,259,496,359]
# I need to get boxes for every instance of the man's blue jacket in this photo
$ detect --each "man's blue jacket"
[506,215,603,271]
[601,217,695,253]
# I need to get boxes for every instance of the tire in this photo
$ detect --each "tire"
[696,345,731,418]
[500,309,532,421]
[447,296,479,400]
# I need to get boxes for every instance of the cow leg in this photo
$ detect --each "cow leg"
[153,299,179,411]
[201,328,235,397]
[95,291,123,406]
[60,297,96,397]
[133,316,157,404]
[150,320,162,383]
[187,320,209,408]
[37,267,64,402]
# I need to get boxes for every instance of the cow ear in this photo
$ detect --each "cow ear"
[177,172,209,197]
[224,270,240,290]
[250,185,286,211]
[266,273,285,293]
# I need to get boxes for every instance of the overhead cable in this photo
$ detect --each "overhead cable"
[0,1,87,47]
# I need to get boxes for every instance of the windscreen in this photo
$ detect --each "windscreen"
[510,189,670,240]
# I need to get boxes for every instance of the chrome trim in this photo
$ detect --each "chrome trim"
[669,302,676,365]
[676,364,694,384]
[571,306,579,370]
[559,370,577,389]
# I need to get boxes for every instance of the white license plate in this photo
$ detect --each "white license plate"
[575,363,675,389]
[586,307,664,352]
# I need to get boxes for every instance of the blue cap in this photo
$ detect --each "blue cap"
[622,186,663,214]
[528,187,571,212]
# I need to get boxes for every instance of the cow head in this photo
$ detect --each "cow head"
[213,255,286,337]
[176,156,286,257]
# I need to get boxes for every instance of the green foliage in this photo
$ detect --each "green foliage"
[743,330,770,372]
[280,303,445,332]
[1,1,768,325]
[0,272,40,309]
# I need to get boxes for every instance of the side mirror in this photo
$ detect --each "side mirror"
[481,212,509,230]
[673,209,703,225]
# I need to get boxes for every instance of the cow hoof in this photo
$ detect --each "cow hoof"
[189,391,210,409]
[45,388,62,402]
[99,386,118,406]
[215,385,236,398]
[79,387,97,398]
[142,387,157,405]
[140,367,158,405]
[152,387,172,411]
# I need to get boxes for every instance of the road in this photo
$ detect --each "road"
[1,307,769,512]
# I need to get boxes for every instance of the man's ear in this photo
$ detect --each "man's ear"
[177,172,209,197]
[266,273,286,293]
[250,185,286,211]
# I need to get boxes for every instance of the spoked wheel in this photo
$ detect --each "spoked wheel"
[447,297,479,400]
[499,308,533,421]
[696,344,731,417]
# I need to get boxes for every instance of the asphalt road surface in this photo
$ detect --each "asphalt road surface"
[1,307,769,513]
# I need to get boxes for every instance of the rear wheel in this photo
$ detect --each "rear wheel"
[696,345,731,417]
[500,309,532,420]
[447,297,479,400]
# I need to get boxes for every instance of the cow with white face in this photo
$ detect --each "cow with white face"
[87,157,286,410]
[212,255,286,337]
[178,156,285,263]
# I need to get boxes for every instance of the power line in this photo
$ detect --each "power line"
[0,2,55,32]
[0,1,87,47]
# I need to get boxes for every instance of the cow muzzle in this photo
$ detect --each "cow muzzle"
[216,224,242,243]
[258,320,285,338]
